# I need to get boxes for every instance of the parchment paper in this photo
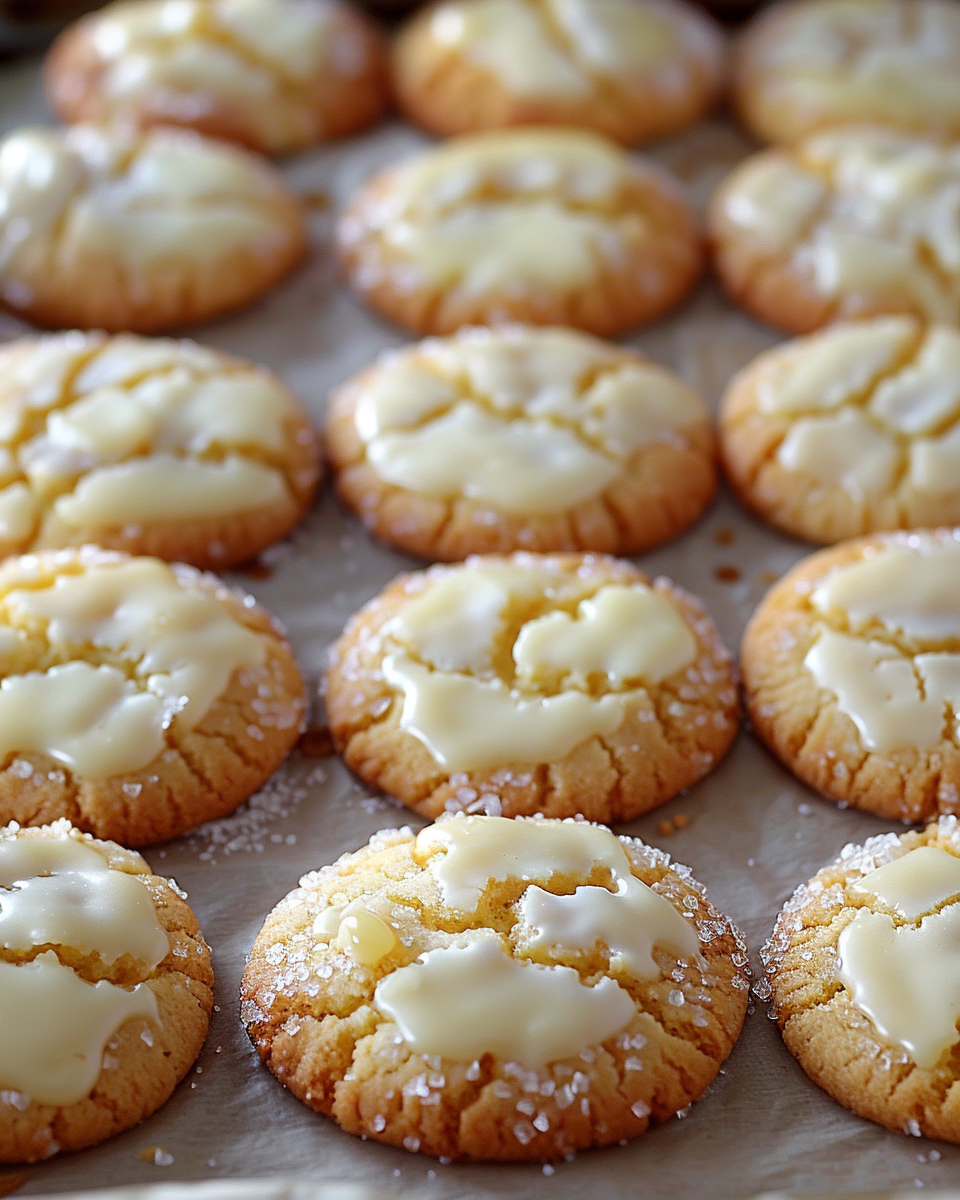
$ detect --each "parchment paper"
[1,50,957,1200]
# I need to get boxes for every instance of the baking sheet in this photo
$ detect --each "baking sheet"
[1,49,958,1200]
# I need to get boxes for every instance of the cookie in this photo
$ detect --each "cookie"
[45,0,389,157]
[0,331,320,570]
[720,317,960,544]
[336,129,702,337]
[392,0,725,146]
[0,820,213,1162]
[0,124,305,334]
[709,128,960,334]
[742,529,960,822]
[326,553,739,821]
[242,813,749,1160]
[326,325,717,561]
[733,0,960,146]
[763,818,960,1141]
[0,546,305,847]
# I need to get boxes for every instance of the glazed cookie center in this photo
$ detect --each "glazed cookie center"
[0,333,293,540]
[428,0,680,99]
[369,137,648,295]
[0,833,164,1105]
[380,564,697,770]
[367,816,701,1066]
[804,541,960,752]
[757,319,960,500]
[838,845,960,1069]
[354,331,704,513]
[721,133,960,322]
[0,125,288,281]
[0,556,265,778]
[754,0,960,124]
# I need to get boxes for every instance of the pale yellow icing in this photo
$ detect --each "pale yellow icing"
[804,630,960,752]
[0,333,296,533]
[720,156,826,248]
[383,565,695,771]
[747,0,960,134]
[0,834,107,884]
[54,455,287,526]
[0,557,265,778]
[0,951,159,1105]
[383,651,627,771]
[0,124,290,280]
[776,408,898,498]
[366,401,619,514]
[312,896,397,967]
[428,0,686,100]
[512,585,696,686]
[356,329,706,513]
[869,327,960,434]
[910,423,960,493]
[373,935,636,1067]
[0,839,168,967]
[838,901,960,1070]
[852,845,960,919]
[812,542,960,639]
[365,131,651,295]
[757,319,915,415]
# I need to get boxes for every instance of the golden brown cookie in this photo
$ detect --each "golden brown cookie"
[326,325,717,560]
[0,124,306,334]
[742,529,960,822]
[0,332,320,570]
[242,813,749,1161]
[0,547,306,847]
[392,0,725,146]
[336,129,703,337]
[720,317,960,544]
[733,0,960,146]
[326,553,739,821]
[710,128,960,335]
[45,0,389,157]
[763,819,960,1141]
[0,820,213,1163]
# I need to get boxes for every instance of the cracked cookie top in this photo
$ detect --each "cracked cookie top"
[720,317,960,543]
[242,813,749,1161]
[0,124,305,333]
[0,547,305,846]
[392,0,725,145]
[325,552,739,822]
[733,0,960,145]
[709,128,960,334]
[46,0,389,156]
[0,331,319,570]
[743,529,960,821]
[763,817,960,1142]
[335,129,702,337]
[0,820,213,1163]
[326,325,716,560]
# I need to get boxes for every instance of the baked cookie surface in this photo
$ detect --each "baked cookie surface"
[0,331,320,569]
[392,0,725,145]
[709,128,960,334]
[46,0,389,156]
[0,124,305,333]
[0,547,305,847]
[734,0,960,146]
[742,530,960,822]
[326,553,739,820]
[0,820,213,1162]
[326,325,716,560]
[720,317,960,544]
[336,129,702,337]
[763,818,960,1141]
[242,813,749,1161]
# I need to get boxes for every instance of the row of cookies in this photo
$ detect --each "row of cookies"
[45,0,960,151]
[7,808,960,1165]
